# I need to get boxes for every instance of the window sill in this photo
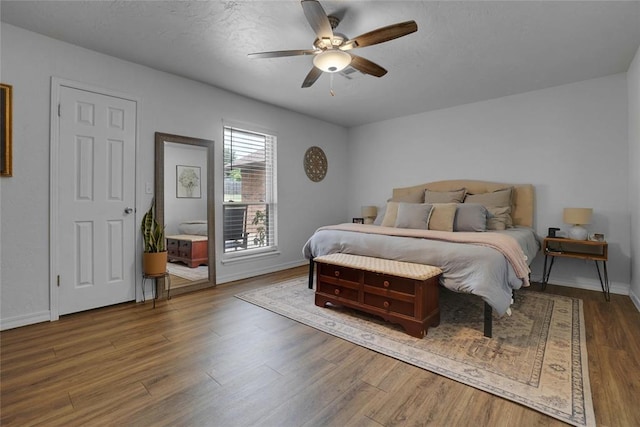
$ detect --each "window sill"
[221,248,281,265]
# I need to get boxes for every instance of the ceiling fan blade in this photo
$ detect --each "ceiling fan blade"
[349,54,387,78]
[341,20,418,50]
[248,49,317,59]
[301,0,333,40]
[302,66,323,88]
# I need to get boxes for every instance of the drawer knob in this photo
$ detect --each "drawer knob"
[383,280,390,288]
[334,289,341,295]
[334,271,340,277]
[383,301,390,308]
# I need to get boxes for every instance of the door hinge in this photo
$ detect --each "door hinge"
[57,275,60,287]
[58,104,61,117]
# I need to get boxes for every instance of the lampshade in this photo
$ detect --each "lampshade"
[313,49,351,73]
[563,208,592,240]
[563,208,592,225]
[361,206,377,224]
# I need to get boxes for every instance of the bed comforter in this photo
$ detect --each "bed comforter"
[302,223,540,315]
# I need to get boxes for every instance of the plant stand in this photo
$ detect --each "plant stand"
[142,271,171,308]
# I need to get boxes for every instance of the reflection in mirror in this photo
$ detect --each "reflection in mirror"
[155,132,215,296]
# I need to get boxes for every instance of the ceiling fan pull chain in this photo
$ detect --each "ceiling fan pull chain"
[330,73,335,96]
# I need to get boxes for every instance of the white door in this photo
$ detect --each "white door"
[57,85,137,315]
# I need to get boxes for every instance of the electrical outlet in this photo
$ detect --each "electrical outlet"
[145,182,153,194]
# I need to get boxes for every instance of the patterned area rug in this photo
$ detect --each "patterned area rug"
[166,262,208,281]
[236,277,595,427]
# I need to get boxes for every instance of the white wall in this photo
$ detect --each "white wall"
[628,46,640,310]
[2,22,636,329]
[347,74,631,295]
[0,24,349,329]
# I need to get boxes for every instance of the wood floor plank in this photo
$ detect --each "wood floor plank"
[301,380,386,427]
[1,267,639,426]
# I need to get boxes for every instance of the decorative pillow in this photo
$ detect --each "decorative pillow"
[373,204,387,226]
[424,188,466,204]
[464,187,513,229]
[394,203,433,230]
[428,203,457,232]
[391,192,424,203]
[486,206,512,230]
[453,203,488,231]
[380,201,400,227]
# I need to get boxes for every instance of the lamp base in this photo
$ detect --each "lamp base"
[568,225,588,240]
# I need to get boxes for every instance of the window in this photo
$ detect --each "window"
[223,125,277,256]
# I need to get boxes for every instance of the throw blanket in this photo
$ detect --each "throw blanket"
[318,224,531,287]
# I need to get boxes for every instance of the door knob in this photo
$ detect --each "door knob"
[124,207,134,214]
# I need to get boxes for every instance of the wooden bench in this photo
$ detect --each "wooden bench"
[313,254,442,338]
[166,235,208,268]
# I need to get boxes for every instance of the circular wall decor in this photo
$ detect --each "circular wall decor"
[304,146,327,182]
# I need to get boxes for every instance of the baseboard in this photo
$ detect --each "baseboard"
[630,289,640,312]
[217,259,308,284]
[1,311,51,331]
[531,276,630,296]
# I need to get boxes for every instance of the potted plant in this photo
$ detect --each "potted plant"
[251,209,267,247]
[141,199,167,275]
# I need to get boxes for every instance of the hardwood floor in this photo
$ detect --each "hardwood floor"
[2,266,639,426]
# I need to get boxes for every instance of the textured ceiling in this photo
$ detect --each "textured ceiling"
[2,1,639,127]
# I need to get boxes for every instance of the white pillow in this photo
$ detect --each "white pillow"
[373,204,387,225]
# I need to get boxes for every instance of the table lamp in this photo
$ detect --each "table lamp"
[361,206,377,224]
[563,207,592,240]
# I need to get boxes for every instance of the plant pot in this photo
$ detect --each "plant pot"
[143,251,167,276]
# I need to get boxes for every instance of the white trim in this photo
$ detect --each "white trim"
[49,77,141,321]
[221,249,281,265]
[630,289,640,312]
[217,259,307,284]
[532,276,630,297]
[1,311,51,331]
[221,118,279,138]
[49,78,61,321]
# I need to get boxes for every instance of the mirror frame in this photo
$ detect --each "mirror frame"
[155,132,216,295]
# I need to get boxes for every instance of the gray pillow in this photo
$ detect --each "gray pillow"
[395,203,434,229]
[453,203,489,232]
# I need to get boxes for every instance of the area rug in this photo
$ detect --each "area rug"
[236,277,595,427]
[166,262,208,281]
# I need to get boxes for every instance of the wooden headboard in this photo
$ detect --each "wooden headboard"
[392,180,535,228]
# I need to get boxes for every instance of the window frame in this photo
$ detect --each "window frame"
[221,122,278,262]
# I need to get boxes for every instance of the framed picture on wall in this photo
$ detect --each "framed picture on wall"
[1,83,12,177]
[176,165,201,198]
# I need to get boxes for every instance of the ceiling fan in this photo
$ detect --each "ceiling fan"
[248,0,418,89]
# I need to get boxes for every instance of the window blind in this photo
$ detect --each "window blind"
[223,126,277,254]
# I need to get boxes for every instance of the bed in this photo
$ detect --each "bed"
[302,180,540,337]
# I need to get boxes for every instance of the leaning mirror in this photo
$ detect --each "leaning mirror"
[155,132,215,296]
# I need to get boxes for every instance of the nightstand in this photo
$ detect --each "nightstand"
[541,237,609,301]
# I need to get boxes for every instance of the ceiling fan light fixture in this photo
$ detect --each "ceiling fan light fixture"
[313,49,351,73]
